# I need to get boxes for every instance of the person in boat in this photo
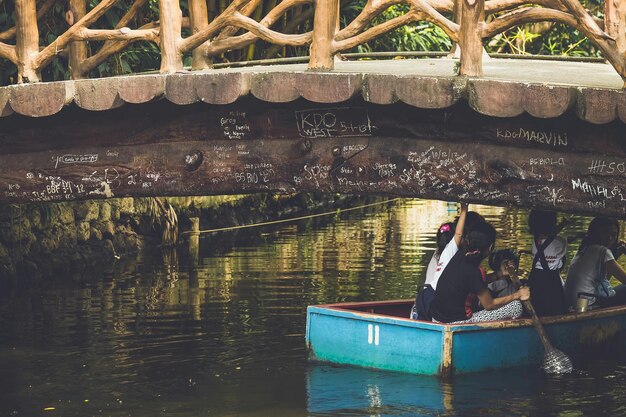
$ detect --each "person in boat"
[486,249,521,298]
[411,204,482,319]
[527,210,568,317]
[430,221,530,324]
[468,249,522,313]
[424,203,468,289]
[564,217,626,310]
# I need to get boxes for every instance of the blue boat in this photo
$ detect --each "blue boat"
[306,300,626,375]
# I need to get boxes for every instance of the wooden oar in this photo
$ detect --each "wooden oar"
[506,265,573,374]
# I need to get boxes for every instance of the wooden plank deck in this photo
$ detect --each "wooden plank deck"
[1,58,624,123]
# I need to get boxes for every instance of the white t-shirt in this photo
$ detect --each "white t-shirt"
[430,239,459,290]
[564,244,614,307]
[531,236,567,270]
[424,254,438,287]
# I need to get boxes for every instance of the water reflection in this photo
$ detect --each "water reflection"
[0,198,624,417]
[307,362,626,417]
[306,364,540,416]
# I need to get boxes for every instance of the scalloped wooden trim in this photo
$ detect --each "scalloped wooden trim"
[576,88,619,124]
[165,73,200,105]
[396,76,464,108]
[9,82,69,117]
[295,73,362,103]
[362,74,398,104]
[468,79,525,117]
[194,72,251,104]
[119,75,165,104]
[251,72,300,102]
[522,84,575,118]
[74,78,124,111]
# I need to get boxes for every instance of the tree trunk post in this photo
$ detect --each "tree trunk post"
[447,0,462,58]
[458,0,484,77]
[68,0,87,79]
[159,0,183,73]
[308,0,339,70]
[605,0,626,85]
[189,0,212,69]
[15,0,41,83]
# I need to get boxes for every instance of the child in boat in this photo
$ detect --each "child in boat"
[428,204,490,290]
[564,217,626,310]
[411,203,474,320]
[423,220,457,288]
[469,249,520,313]
[527,210,567,317]
[430,221,530,323]
[486,249,520,298]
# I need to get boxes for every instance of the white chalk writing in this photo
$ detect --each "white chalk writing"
[496,128,568,147]
[295,108,376,138]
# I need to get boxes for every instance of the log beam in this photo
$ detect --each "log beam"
[0,99,625,220]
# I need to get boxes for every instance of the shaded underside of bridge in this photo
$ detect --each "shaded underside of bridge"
[1,58,626,219]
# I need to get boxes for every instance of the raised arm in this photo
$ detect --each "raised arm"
[454,203,468,247]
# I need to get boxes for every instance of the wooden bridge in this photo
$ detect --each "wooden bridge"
[1,0,626,219]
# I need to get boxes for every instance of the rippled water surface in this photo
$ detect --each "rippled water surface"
[1,199,626,417]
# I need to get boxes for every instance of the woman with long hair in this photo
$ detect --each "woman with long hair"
[430,221,530,323]
[564,217,626,310]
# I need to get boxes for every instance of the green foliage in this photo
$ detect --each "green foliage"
[0,0,610,85]
[341,3,452,53]
[485,0,603,57]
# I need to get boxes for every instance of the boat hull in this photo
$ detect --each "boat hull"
[306,300,626,375]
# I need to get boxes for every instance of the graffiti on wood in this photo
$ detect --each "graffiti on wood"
[0,99,625,219]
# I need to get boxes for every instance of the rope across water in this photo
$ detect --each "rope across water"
[182,197,402,235]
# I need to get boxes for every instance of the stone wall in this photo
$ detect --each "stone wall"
[0,193,362,281]
[0,198,152,280]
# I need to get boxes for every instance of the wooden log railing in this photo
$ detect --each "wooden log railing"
[0,0,625,85]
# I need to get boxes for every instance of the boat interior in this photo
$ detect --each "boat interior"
[317,299,626,326]
[325,300,414,319]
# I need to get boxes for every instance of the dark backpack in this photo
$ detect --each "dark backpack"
[413,284,435,321]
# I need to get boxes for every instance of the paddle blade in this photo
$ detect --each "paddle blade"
[542,349,573,374]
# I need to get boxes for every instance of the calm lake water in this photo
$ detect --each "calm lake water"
[1,198,626,417]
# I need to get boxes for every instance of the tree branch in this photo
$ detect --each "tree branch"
[214,0,264,42]
[558,0,613,41]
[33,0,119,70]
[73,27,159,41]
[93,0,149,57]
[179,0,254,52]
[228,11,311,45]
[0,42,17,63]
[263,7,314,58]
[205,0,312,57]
[405,0,459,41]
[485,0,562,14]
[333,12,418,52]
[557,0,625,78]
[336,0,406,41]
[483,7,577,38]
[0,0,55,41]
[80,22,160,75]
